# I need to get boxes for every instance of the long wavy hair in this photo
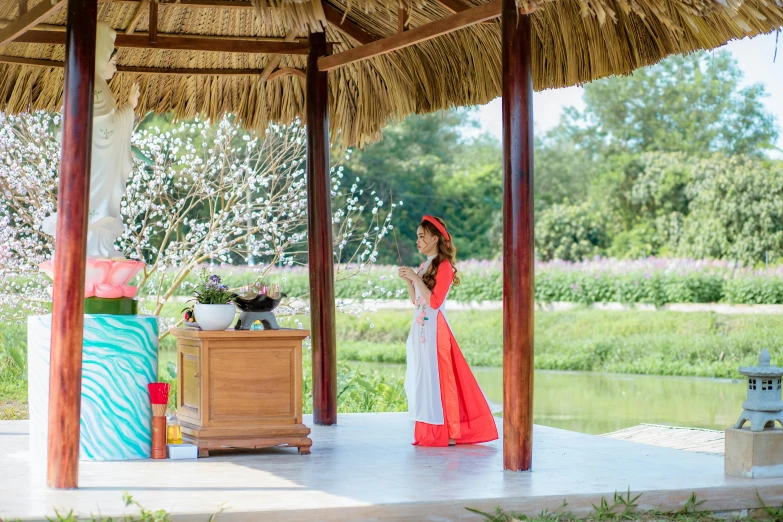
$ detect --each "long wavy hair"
[419,216,460,291]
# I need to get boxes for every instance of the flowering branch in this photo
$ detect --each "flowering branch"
[0,112,398,332]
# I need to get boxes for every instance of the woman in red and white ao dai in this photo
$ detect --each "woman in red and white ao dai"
[397,215,498,447]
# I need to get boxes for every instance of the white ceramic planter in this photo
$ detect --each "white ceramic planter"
[194,303,236,331]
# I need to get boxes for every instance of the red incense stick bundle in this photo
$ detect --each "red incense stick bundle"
[148,382,170,459]
[148,383,170,417]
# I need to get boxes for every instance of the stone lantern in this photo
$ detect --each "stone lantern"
[734,349,783,432]
[726,349,783,478]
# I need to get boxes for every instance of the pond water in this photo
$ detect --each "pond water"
[159,350,746,435]
[349,362,747,435]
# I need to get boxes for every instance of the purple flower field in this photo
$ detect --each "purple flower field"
[178,257,783,305]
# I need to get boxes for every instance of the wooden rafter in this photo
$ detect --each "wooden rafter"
[13,30,313,54]
[433,0,473,14]
[319,0,508,71]
[398,3,408,33]
[0,0,64,47]
[106,0,495,26]
[322,3,377,45]
[0,53,306,78]
[125,0,149,34]
[434,0,496,23]
[108,0,257,8]
[0,54,59,67]
[148,0,157,43]
[259,31,298,82]
[0,19,308,43]
[18,0,27,16]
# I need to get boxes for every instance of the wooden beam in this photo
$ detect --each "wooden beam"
[501,0,534,472]
[118,64,305,77]
[106,0,494,17]
[318,0,504,71]
[322,3,377,45]
[0,19,309,43]
[48,0,96,490]
[0,0,65,47]
[13,30,312,54]
[433,0,471,13]
[432,0,496,23]
[398,3,408,33]
[124,0,148,34]
[108,0,256,8]
[148,0,157,43]
[0,54,58,67]
[307,30,337,427]
[258,31,297,82]
[0,54,306,78]
[18,0,27,16]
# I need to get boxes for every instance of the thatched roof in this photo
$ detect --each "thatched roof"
[0,0,780,148]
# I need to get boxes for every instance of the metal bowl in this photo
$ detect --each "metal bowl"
[231,292,287,313]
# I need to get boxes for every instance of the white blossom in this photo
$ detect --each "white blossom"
[0,113,398,332]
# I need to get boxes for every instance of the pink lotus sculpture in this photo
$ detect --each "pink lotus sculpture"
[39,259,146,299]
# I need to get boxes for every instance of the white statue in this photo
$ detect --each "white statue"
[43,21,140,259]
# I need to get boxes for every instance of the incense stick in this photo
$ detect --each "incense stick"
[393,227,402,265]
[391,190,402,265]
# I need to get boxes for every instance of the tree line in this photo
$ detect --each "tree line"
[340,50,782,267]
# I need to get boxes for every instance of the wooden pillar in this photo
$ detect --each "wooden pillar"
[306,30,337,425]
[47,0,97,489]
[501,0,534,471]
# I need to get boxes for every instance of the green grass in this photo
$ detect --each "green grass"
[470,490,783,522]
[7,491,780,522]
[145,299,783,380]
[0,323,27,419]
[3,308,783,420]
[329,308,783,378]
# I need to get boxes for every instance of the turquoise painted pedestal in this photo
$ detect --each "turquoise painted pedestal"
[28,314,158,461]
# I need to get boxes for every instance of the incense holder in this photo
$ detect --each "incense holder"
[232,292,286,330]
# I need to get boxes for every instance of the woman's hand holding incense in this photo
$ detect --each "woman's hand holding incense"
[398,266,415,281]
[399,266,417,304]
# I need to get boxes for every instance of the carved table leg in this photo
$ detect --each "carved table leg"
[297,438,313,455]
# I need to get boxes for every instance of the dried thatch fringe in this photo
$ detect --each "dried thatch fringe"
[0,0,780,149]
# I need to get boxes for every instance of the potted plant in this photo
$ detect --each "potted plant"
[190,271,235,331]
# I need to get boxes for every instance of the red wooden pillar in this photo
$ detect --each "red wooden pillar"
[306,30,337,425]
[47,0,97,489]
[501,0,534,471]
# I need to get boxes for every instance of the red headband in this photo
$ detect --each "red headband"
[422,215,450,242]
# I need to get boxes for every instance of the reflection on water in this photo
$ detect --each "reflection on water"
[349,362,746,435]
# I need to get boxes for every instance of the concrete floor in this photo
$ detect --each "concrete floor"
[1,413,782,521]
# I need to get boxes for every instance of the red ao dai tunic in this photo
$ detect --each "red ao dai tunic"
[404,256,499,446]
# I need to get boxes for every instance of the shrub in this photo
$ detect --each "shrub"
[145,258,783,306]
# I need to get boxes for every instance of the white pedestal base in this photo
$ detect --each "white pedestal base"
[28,314,158,461]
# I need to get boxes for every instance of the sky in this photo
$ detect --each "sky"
[463,32,783,154]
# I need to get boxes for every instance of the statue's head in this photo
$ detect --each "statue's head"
[103,50,118,81]
[95,21,117,81]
